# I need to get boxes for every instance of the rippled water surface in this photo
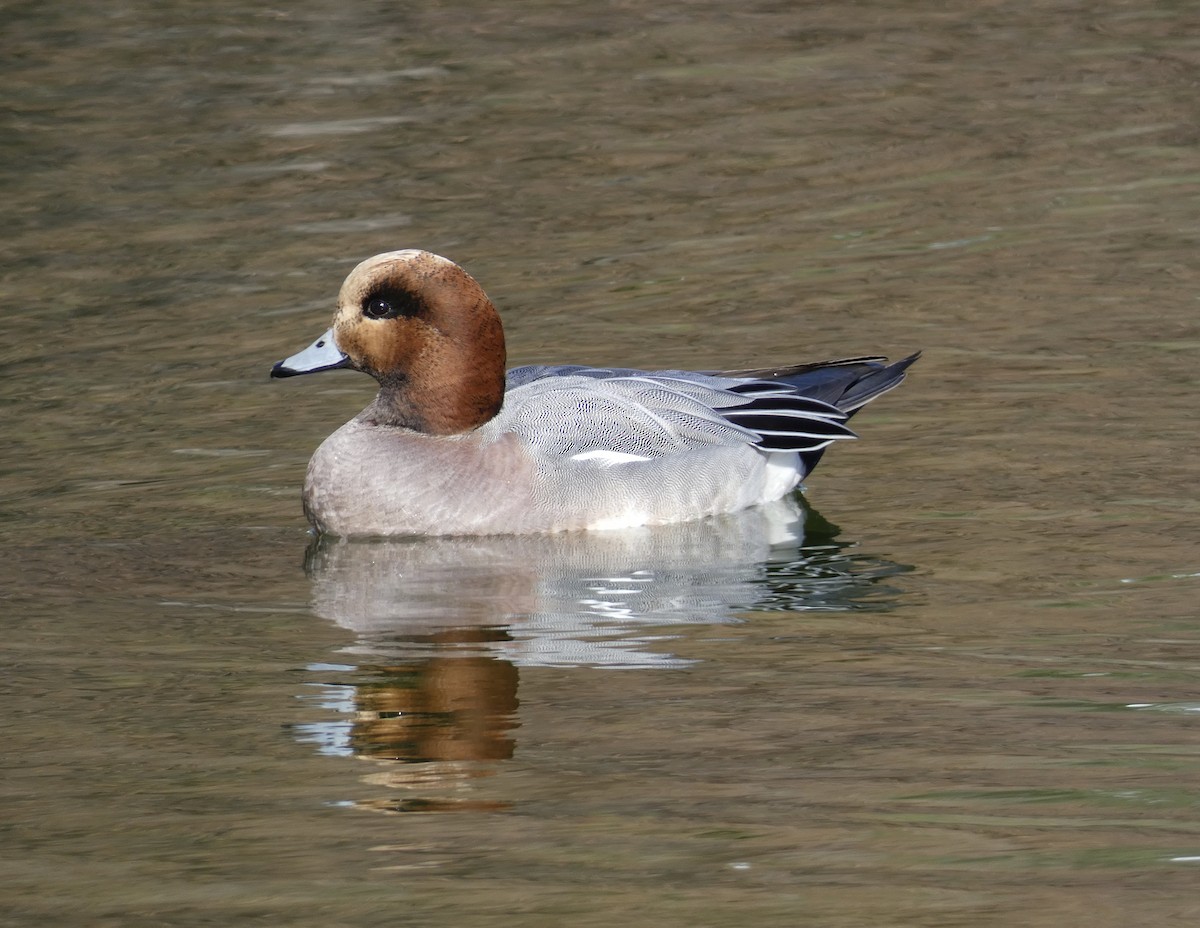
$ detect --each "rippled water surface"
[5,1,1200,925]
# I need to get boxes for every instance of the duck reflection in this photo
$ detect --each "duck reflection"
[348,644,519,764]
[294,498,908,811]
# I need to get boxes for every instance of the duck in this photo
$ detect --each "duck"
[271,250,918,537]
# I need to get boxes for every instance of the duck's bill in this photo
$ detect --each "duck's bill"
[270,328,351,378]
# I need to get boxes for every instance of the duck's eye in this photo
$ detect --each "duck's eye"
[364,297,395,320]
[362,288,421,319]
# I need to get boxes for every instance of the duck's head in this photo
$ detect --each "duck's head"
[272,250,507,434]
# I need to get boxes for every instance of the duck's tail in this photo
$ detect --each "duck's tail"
[720,351,921,477]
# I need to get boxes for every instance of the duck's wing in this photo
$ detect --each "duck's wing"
[499,365,859,460]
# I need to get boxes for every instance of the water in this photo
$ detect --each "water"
[4,1,1200,925]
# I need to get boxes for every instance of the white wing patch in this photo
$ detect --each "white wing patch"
[569,449,654,466]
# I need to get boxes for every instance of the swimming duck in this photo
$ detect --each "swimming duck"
[271,250,918,536]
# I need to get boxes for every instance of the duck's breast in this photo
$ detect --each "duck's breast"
[303,418,539,536]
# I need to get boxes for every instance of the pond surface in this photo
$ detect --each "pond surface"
[4,1,1200,925]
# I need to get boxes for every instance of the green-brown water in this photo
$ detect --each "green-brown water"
[4,1,1200,925]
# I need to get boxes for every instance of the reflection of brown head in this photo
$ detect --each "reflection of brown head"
[351,634,519,764]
